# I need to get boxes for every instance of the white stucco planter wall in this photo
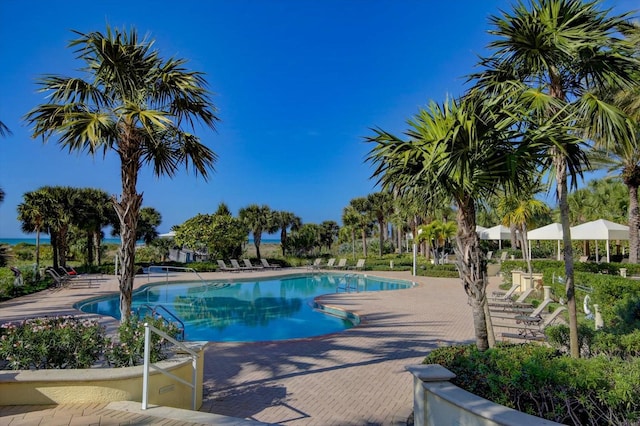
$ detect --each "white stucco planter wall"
[406,364,562,426]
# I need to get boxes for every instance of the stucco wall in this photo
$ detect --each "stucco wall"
[0,344,206,410]
[407,364,563,426]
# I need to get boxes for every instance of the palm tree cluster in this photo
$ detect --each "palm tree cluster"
[17,186,117,272]
[366,0,640,356]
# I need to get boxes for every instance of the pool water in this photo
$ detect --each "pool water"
[76,273,413,342]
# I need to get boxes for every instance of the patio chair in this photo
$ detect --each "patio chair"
[230,259,253,272]
[243,259,263,270]
[308,258,323,270]
[514,297,554,322]
[260,258,281,269]
[332,258,347,269]
[217,260,239,272]
[46,268,69,288]
[324,258,336,268]
[488,287,535,311]
[350,259,365,271]
[489,283,519,300]
[502,306,567,342]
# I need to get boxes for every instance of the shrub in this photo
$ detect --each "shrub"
[424,343,640,425]
[105,315,180,367]
[0,316,107,369]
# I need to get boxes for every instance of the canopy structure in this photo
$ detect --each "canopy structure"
[479,225,511,250]
[158,231,176,238]
[570,219,629,263]
[527,223,563,261]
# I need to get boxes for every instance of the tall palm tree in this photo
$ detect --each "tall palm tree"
[76,188,115,266]
[341,205,360,260]
[367,96,536,351]
[473,0,638,357]
[239,204,276,260]
[273,210,301,256]
[367,191,393,257]
[25,27,219,321]
[348,197,373,258]
[17,188,51,272]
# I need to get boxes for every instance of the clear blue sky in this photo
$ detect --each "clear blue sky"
[0,0,636,238]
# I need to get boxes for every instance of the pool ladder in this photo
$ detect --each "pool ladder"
[336,274,359,293]
[137,303,185,341]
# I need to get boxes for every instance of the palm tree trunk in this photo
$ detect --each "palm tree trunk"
[361,229,368,257]
[378,221,384,257]
[280,229,287,257]
[35,228,41,275]
[556,151,579,358]
[114,145,143,322]
[628,182,639,263]
[454,197,491,351]
[254,233,262,260]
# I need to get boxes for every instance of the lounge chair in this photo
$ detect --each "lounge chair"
[332,258,347,269]
[243,259,263,270]
[260,259,281,269]
[308,258,323,270]
[488,287,535,311]
[486,251,493,260]
[230,259,253,272]
[46,268,70,288]
[350,259,365,271]
[324,258,336,268]
[489,283,519,300]
[502,306,567,341]
[217,260,239,272]
[514,298,554,322]
[579,256,589,262]
[499,251,509,262]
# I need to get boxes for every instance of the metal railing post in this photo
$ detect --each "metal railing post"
[142,323,151,410]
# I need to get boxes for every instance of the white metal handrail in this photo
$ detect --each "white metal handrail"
[142,323,199,410]
[146,265,205,282]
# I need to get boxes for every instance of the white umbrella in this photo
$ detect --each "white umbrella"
[570,219,629,263]
[527,223,563,261]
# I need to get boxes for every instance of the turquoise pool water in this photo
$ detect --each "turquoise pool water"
[75,273,413,342]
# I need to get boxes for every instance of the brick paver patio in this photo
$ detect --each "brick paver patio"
[0,268,489,425]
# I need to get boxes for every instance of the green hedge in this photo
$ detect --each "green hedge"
[424,344,640,425]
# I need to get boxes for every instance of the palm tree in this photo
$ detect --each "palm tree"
[239,204,277,260]
[341,205,360,260]
[273,210,301,256]
[25,27,219,321]
[348,197,373,258]
[76,188,115,266]
[17,188,51,273]
[367,192,393,257]
[473,0,638,357]
[319,220,339,252]
[367,96,535,351]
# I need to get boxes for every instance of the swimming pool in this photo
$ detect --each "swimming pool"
[75,273,414,342]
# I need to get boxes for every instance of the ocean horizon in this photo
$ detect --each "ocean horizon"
[0,237,281,246]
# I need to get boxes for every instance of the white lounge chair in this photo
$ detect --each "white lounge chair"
[243,259,263,270]
[308,258,323,270]
[324,258,336,268]
[350,259,365,271]
[230,259,253,272]
[217,260,239,272]
[260,259,281,269]
[332,258,347,269]
[488,287,535,311]
[489,283,519,300]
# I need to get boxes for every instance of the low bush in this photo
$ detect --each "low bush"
[0,315,180,370]
[105,315,180,367]
[424,343,640,425]
[0,316,106,369]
